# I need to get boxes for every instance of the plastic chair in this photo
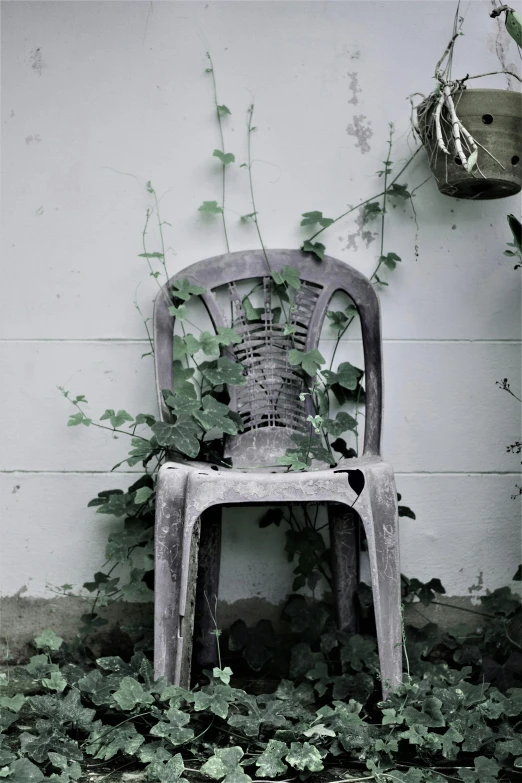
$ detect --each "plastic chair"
[153,249,402,697]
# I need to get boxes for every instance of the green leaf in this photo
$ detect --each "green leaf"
[271,266,301,290]
[387,182,411,199]
[300,211,334,228]
[323,361,363,390]
[240,212,257,221]
[147,754,185,783]
[171,278,206,301]
[0,694,25,712]
[138,251,164,259]
[199,331,221,356]
[507,214,522,254]
[302,240,326,260]
[113,675,154,710]
[100,409,134,428]
[78,670,118,706]
[213,149,235,166]
[173,334,201,359]
[34,628,64,651]
[217,327,242,345]
[86,723,145,761]
[4,759,44,783]
[150,706,194,745]
[440,726,464,759]
[380,251,402,270]
[276,454,308,471]
[67,412,91,427]
[201,357,247,386]
[217,104,231,116]
[201,746,251,783]
[256,740,288,778]
[152,418,201,458]
[285,742,323,772]
[242,296,263,321]
[362,201,382,221]
[42,671,68,692]
[168,304,188,319]
[327,310,348,330]
[288,348,325,376]
[193,396,238,435]
[324,412,358,437]
[212,666,233,685]
[198,200,223,214]
[121,580,155,603]
[134,486,154,504]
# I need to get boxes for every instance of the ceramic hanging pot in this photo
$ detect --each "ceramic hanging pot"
[418,88,522,200]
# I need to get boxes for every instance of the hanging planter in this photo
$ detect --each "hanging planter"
[417,87,522,200]
[413,6,522,200]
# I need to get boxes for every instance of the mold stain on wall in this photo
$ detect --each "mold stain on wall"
[346,114,373,153]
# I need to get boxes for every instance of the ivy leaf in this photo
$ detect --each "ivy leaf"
[327,310,348,330]
[374,274,388,286]
[34,628,64,651]
[213,149,235,166]
[217,105,231,116]
[0,694,25,712]
[171,278,206,301]
[276,454,308,471]
[285,742,324,772]
[138,251,164,259]
[212,666,233,685]
[150,706,194,745]
[458,756,500,783]
[198,331,222,356]
[151,418,200,458]
[201,357,247,386]
[387,183,411,199]
[173,334,201,359]
[288,348,325,376]
[121,579,155,603]
[324,412,358,437]
[403,696,445,728]
[168,304,188,319]
[112,676,154,710]
[242,296,263,321]
[340,634,377,673]
[440,726,464,759]
[86,723,145,760]
[201,746,251,783]
[300,211,334,228]
[217,327,242,345]
[362,201,382,221]
[78,670,119,706]
[322,361,363,390]
[47,752,82,780]
[3,759,44,783]
[301,240,326,260]
[42,671,68,692]
[240,212,257,221]
[256,740,288,778]
[193,396,238,436]
[147,754,185,783]
[199,201,223,214]
[134,486,154,504]
[193,685,232,720]
[380,252,402,270]
[67,412,91,427]
[100,409,134,428]
[271,266,301,290]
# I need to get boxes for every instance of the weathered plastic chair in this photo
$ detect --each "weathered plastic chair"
[153,249,401,697]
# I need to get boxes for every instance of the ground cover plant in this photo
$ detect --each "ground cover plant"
[2,15,522,782]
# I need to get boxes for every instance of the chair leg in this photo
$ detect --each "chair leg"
[357,463,402,698]
[194,506,222,668]
[328,504,358,633]
[154,464,189,683]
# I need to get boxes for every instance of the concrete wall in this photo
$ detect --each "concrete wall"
[1,1,521,642]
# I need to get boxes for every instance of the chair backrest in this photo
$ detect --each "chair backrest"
[154,249,383,467]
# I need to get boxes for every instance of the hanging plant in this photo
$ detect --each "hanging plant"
[412,6,522,200]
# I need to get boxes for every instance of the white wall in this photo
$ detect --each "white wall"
[1,0,521,613]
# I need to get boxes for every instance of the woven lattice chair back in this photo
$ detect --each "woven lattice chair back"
[154,249,383,468]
